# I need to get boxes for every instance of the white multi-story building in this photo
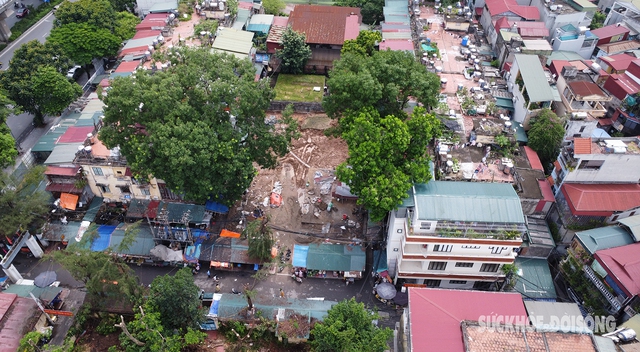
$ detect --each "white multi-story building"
[531,0,595,34]
[386,182,526,290]
[604,1,640,38]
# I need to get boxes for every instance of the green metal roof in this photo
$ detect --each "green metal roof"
[109,225,156,256]
[215,294,337,321]
[232,8,251,30]
[495,97,514,110]
[617,214,640,241]
[575,226,633,256]
[514,54,554,102]
[514,257,557,300]
[305,244,366,272]
[83,197,103,222]
[545,51,584,66]
[44,143,83,165]
[32,127,70,153]
[412,181,525,224]
[514,122,528,143]
[213,29,254,56]
[159,201,206,223]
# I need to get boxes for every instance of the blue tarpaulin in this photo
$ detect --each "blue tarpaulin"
[185,244,201,262]
[373,250,388,273]
[91,225,117,251]
[293,245,309,268]
[205,200,229,214]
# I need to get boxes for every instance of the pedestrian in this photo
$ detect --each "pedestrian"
[280,288,285,298]
[215,284,220,293]
[207,270,211,279]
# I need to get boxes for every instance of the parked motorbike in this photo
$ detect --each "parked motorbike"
[291,274,302,283]
[278,265,284,273]
[231,288,243,295]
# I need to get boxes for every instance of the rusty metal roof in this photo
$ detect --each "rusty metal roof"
[289,5,361,46]
[568,81,607,98]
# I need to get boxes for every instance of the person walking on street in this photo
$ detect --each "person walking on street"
[280,288,285,298]
[207,270,211,279]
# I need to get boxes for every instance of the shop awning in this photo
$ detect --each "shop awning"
[293,244,309,268]
[220,229,241,238]
[59,193,79,210]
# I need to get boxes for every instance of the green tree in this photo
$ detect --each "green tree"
[527,108,565,172]
[311,298,393,352]
[245,217,275,262]
[262,0,285,15]
[276,27,312,74]
[337,107,441,221]
[0,40,74,126]
[590,11,606,30]
[30,66,83,125]
[115,11,141,41]
[341,30,382,57]
[323,50,441,118]
[146,268,204,331]
[54,0,117,31]
[109,0,137,12]
[48,23,122,79]
[0,93,18,167]
[118,307,206,352]
[335,0,384,25]
[99,47,297,204]
[0,166,49,236]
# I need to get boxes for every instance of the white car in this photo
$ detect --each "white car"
[67,65,81,80]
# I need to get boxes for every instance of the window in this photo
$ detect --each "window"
[433,244,453,252]
[397,229,403,233]
[449,280,467,284]
[118,185,131,193]
[579,126,586,132]
[480,263,500,272]
[116,170,123,176]
[578,160,604,170]
[98,184,110,193]
[426,279,441,287]
[420,221,432,230]
[461,245,480,249]
[92,167,103,176]
[428,261,447,271]
[142,188,151,196]
[455,262,474,268]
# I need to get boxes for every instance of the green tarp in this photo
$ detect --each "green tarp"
[305,244,366,272]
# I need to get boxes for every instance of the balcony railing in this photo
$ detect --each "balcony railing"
[583,264,621,312]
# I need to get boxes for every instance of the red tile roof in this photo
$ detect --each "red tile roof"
[539,179,555,202]
[379,39,414,51]
[58,126,95,144]
[485,0,539,20]
[561,183,640,216]
[600,53,637,72]
[603,73,640,100]
[591,24,630,42]
[408,288,527,352]
[272,15,289,27]
[45,166,80,176]
[523,146,544,171]
[115,60,142,73]
[594,242,640,297]
[289,5,361,45]
[133,30,161,39]
[45,182,83,194]
[573,137,592,154]
[568,81,607,98]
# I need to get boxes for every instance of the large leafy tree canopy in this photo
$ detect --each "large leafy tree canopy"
[109,0,137,12]
[54,0,117,31]
[0,40,74,125]
[276,27,312,74]
[0,166,49,236]
[337,107,441,221]
[262,0,285,15]
[31,66,83,117]
[100,47,297,204]
[335,0,384,25]
[341,30,382,57]
[245,217,275,262]
[50,223,144,306]
[323,50,441,118]
[527,108,565,172]
[146,268,204,331]
[311,298,393,352]
[115,11,142,41]
[48,23,122,67]
[0,93,17,167]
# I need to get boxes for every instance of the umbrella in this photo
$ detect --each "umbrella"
[34,271,57,288]
[376,282,397,300]
[393,291,408,306]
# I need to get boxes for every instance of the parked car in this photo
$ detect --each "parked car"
[67,65,82,80]
[16,7,28,18]
[53,4,60,13]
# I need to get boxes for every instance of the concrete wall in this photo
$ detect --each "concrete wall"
[82,164,162,202]
[269,101,324,113]
[565,153,640,183]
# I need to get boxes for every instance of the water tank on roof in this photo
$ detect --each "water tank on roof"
[157,35,165,43]
[152,39,159,47]
[591,62,602,72]
[145,51,151,59]
[219,2,224,11]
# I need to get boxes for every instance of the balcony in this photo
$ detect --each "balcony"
[432,221,525,241]
[583,264,622,312]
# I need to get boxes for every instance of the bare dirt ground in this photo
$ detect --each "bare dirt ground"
[240,113,360,250]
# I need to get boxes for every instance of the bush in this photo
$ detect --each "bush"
[96,314,119,335]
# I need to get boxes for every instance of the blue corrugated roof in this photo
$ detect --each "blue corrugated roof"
[413,181,525,224]
[293,244,309,267]
[91,225,117,251]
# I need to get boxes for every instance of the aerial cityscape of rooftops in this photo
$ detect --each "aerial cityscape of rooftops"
[1,0,640,350]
